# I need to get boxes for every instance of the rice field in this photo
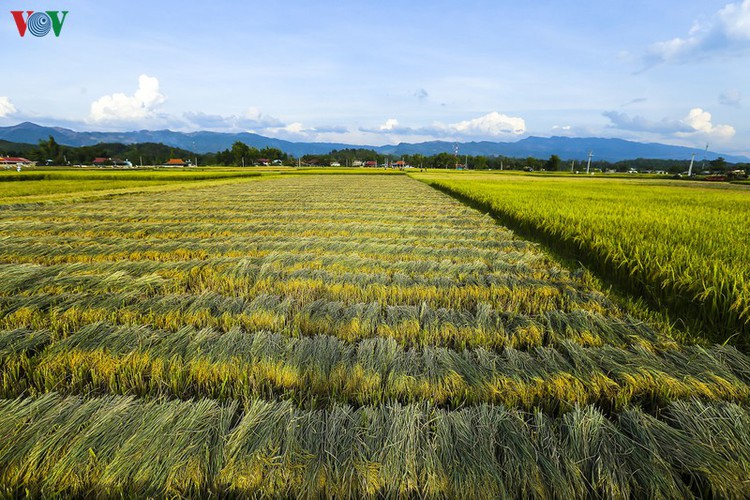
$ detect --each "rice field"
[0,169,263,204]
[1,173,749,497]
[415,171,750,350]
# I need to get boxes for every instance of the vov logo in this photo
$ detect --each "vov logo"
[10,10,68,37]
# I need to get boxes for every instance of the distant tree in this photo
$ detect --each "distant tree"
[37,136,64,164]
[544,154,561,171]
[525,157,542,170]
[431,152,457,168]
[231,141,251,166]
[473,156,489,170]
[710,157,727,172]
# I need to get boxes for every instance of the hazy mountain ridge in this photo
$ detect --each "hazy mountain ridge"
[0,122,746,162]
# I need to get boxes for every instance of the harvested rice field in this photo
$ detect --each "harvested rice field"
[1,174,749,497]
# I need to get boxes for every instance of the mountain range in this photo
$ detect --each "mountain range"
[0,122,747,163]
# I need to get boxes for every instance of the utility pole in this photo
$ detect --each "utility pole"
[688,153,696,177]
[586,151,593,174]
[701,144,709,170]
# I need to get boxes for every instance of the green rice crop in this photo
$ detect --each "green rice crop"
[1,393,749,498]
[414,171,750,349]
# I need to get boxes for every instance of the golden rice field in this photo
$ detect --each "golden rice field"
[415,171,750,349]
[1,173,749,497]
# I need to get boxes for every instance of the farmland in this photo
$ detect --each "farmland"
[0,169,263,204]
[415,171,750,349]
[1,173,750,497]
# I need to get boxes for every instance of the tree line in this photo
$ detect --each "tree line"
[2,137,747,174]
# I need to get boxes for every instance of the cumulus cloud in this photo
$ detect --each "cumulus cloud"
[604,108,735,141]
[0,97,17,117]
[379,118,401,131]
[448,112,526,136]
[642,0,750,68]
[360,112,527,140]
[89,75,166,123]
[678,108,736,140]
[719,89,742,107]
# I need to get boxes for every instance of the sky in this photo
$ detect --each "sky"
[1,0,749,155]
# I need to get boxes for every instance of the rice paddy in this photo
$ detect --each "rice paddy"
[415,171,750,349]
[1,173,749,497]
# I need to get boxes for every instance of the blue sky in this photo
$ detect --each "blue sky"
[1,0,749,154]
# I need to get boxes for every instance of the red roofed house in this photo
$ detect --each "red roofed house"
[0,157,34,165]
[163,158,188,167]
[363,161,378,168]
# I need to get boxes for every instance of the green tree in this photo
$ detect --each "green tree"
[37,136,64,164]
[545,154,561,171]
[474,156,489,170]
[231,141,251,166]
[710,157,727,172]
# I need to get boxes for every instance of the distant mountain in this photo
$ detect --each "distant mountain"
[0,122,747,163]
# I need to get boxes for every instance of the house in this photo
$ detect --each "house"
[330,161,341,167]
[93,157,131,167]
[256,158,270,166]
[393,160,407,168]
[0,156,34,165]
[163,158,188,167]
[272,159,283,166]
[352,160,363,167]
[363,161,378,168]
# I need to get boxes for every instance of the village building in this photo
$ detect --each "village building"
[163,158,189,167]
[0,156,34,166]
[93,157,131,167]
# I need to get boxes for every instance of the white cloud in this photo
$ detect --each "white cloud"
[678,108,736,141]
[448,112,526,136]
[89,75,166,123]
[361,112,527,140]
[380,118,400,131]
[0,97,17,117]
[719,89,742,107]
[642,0,750,67]
[604,108,735,142]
